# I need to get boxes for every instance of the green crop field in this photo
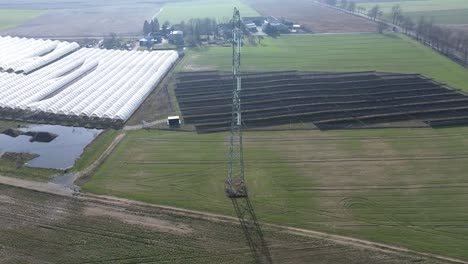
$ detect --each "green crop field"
[358,0,468,24]
[179,33,468,91]
[0,10,46,30]
[83,128,468,260]
[155,0,259,24]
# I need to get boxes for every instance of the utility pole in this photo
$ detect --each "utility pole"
[224,7,273,264]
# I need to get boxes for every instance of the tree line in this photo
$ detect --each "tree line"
[174,18,220,46]
[143,17,237,46]
[321,0,468,66]
[143,18,171,36]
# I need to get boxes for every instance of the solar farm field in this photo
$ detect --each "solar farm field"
[81,31,468,261]
[176,71,468,132]
[179,34,468,92]
[155,0,259,24]
[357,0,468,24]
[83,128,468,261]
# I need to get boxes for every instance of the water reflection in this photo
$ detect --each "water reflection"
[0,125,102,170]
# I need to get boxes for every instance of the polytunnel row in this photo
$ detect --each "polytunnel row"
[0,36,79,73]
[28,49,179,120]
[0,39,179,123]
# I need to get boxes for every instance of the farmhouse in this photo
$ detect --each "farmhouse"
[245,23,258,32]
[243,16,265,26]
[169,30,185,45]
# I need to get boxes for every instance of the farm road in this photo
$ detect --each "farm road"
[124,118,167,131]
[0,175,73,197]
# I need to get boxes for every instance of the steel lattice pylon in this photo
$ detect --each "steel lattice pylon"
[225,7,246,198]
[225,7,273,264]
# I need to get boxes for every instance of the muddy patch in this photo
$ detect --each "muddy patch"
[0,195,15,205]
[84,206,192,235]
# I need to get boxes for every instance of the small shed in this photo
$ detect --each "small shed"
[167,116,181,128]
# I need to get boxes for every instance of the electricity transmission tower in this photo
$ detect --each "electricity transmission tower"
[224,7,273,264]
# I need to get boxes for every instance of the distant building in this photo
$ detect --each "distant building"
[139,38,149,47]
[139,35,157,47]
[243,16,265,26]
[245,23,258,32]
[263,16,289,34]
[169,31,184,45]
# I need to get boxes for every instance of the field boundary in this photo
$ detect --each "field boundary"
[0,175,73,196]
[73,132,127,185]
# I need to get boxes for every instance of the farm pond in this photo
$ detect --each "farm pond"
[0,124,102,170]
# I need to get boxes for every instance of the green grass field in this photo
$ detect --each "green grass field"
[72,129,119,172]
[83,128,468,260]
[179,33,468,91]
[0,158,58,182]
[358,0,468,24]
[155,0,259,24]
[404,9,468,24]
[0,10,46,30]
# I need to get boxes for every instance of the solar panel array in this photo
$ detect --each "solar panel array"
[176,71,468,132]
[0,36,178,123]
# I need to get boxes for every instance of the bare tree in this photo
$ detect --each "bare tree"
[348,2,356,13]
[462,36,468,66]
[143,20,151,35]
[401,16,414,33]
[390,4,402,24]
[340,0,348,9]
[368,5,380,21]
[378,21,388,33]
[416,16,426,40]
[378,11,384,20]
